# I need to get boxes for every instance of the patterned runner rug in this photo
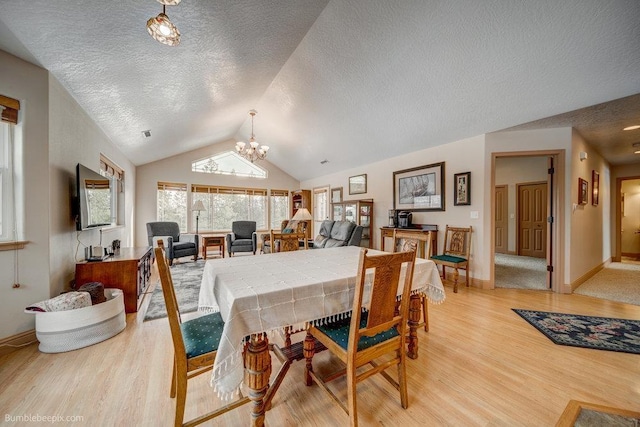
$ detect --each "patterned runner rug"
[513,309,640,354]
[144,260,205,321]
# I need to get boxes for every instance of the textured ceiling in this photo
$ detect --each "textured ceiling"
[0,0,639,180]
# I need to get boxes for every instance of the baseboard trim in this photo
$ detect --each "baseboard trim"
[0,329,38,357]
[570,259,609,292]
[441,272,489,289]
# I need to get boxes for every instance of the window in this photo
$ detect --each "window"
[0,121,14,240]
[0,94,20,241]
[157,182,188,232]
[99,154,123,226]
[270,190,290,229]
[192,151,267,179]
[192,184,267,231]
[313,187,329,238]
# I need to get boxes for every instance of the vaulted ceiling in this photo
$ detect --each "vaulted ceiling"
[1,1,639,181]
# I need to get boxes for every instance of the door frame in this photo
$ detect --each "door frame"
[490,150,565,292]
[615,175,640,262]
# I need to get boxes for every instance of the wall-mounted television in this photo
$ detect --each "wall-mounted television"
[75,163,114,230]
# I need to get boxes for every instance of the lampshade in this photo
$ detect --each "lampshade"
[192,200,206,212]
[147,2,181,46]
[292,208,312,221]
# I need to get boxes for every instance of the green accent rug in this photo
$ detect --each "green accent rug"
[513,309,640,355]
[143,260,205,321]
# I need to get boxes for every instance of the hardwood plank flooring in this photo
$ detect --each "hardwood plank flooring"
[1,277,639,426]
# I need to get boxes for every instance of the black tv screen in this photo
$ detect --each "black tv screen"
[76,163,113,230]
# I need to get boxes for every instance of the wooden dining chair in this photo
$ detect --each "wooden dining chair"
[304,248,416,427]
[430,225,472,293]
[393,230,432,331]
[269,231,308,253]
[154,241,249,427]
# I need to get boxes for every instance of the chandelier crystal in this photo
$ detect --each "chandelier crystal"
[147,0,181,46]
[235,110,269,163]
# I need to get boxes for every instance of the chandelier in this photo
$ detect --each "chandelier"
[147,0,181,47]
[235,110,269,163]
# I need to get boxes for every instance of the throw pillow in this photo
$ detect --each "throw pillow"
[78,282,107,305]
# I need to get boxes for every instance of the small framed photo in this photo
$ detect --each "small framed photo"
[591,170,599,206]
[349,174,367,195]
[454,172,471,206]
[331,187,343,203]
[578,178,588,205]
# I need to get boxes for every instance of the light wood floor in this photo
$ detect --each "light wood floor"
[1,274,639,426]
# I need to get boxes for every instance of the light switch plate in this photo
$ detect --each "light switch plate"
[470,211,479,219]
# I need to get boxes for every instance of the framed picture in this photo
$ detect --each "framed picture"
[578,178,588,205]
[331,187,343,203]
[349,174,367,195]
[592,170,599,206]
[393,162,445,211]
[454,172,471,206]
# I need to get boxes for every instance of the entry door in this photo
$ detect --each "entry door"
[518,182,547,258]
[495,185,508,254]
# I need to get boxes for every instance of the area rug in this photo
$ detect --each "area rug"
[143,260,205,321]
[512,309,640,354]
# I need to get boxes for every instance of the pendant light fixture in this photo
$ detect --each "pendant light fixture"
[235,110,270,163]
[147,0,181,47]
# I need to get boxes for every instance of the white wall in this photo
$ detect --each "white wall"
[495,156,549,252]
[0,51,50,337]
[301,135,488,281]
[135,141,300,246]
[570,129,610,282]
[0,49,136,339]
[48,77,136,297]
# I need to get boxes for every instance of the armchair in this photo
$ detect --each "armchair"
[226,221,257,256]
[146,221,198,266]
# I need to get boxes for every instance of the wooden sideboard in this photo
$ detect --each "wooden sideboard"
[75,246,152,313]
[380,225,438,258]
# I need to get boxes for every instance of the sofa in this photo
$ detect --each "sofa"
[311,220,363,248]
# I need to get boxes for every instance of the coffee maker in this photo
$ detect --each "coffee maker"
[398,211,412,228]
[388,210,398,227]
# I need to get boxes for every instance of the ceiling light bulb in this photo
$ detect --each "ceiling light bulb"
[623,125,640,131]
[159,24,171,36]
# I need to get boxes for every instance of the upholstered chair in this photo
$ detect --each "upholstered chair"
[226,221,257,256]
[146,221,198,266]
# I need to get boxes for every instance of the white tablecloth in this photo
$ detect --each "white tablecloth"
[197,246,445,398]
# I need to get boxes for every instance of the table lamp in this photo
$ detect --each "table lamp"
[292,208,313,235]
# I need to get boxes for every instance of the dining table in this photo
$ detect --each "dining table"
[198,245,445,426]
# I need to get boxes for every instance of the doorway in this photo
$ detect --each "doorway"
[491,152,564,292]
[617,177,640,263]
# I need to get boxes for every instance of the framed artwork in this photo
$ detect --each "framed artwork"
[454,172,471,206]
[349,174,367,195]
[331,187,343,203]
[578,178,588,205]
[591,170,599,206]
[393,161,445,211]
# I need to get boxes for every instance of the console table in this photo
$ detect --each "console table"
[380,225,438,258]
[75,246,152,313]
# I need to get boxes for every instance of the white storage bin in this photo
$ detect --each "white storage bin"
[26,288,126,353]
